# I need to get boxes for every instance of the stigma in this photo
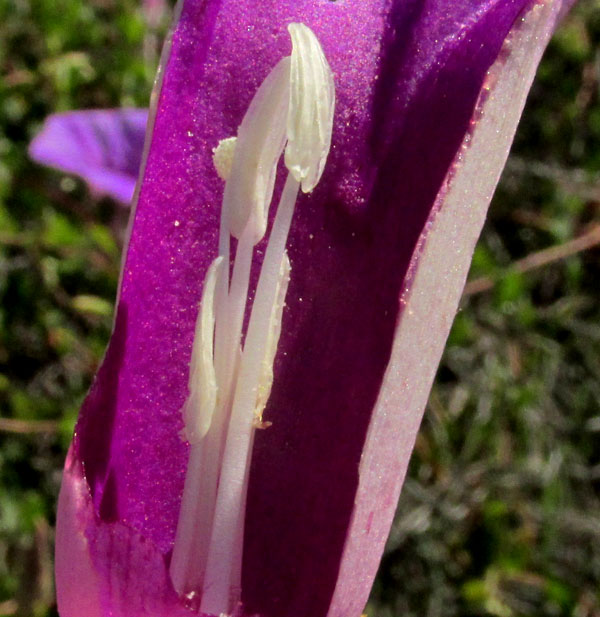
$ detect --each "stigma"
[169,23,335,616]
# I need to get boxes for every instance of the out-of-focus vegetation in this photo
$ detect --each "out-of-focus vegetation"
[0,1,598,616]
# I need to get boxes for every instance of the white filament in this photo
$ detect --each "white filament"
[200,173,300,615]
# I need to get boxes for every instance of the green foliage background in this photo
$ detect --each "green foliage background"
[0,1,599,616]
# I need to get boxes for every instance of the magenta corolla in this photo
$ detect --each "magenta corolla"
[51,1,573,617]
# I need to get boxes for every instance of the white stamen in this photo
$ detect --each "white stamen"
[200,173,300,614]
[171,22,335,616]
[170,257,223,596]
[222,57,291,243]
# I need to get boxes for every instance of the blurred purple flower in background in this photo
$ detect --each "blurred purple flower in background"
[48,1,575,617]
[29,109,148,204]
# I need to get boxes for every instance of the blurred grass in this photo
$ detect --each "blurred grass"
[0,0,599,616]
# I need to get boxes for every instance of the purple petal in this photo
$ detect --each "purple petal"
[56,1,573,617]
[29,109,148,204]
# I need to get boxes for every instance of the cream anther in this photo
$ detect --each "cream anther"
[171,23,335,616]
[222,57,291,243]
[212,137,237,181]
[254,251,291,421]
[182,256,223,444]
[285,23,335,192]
